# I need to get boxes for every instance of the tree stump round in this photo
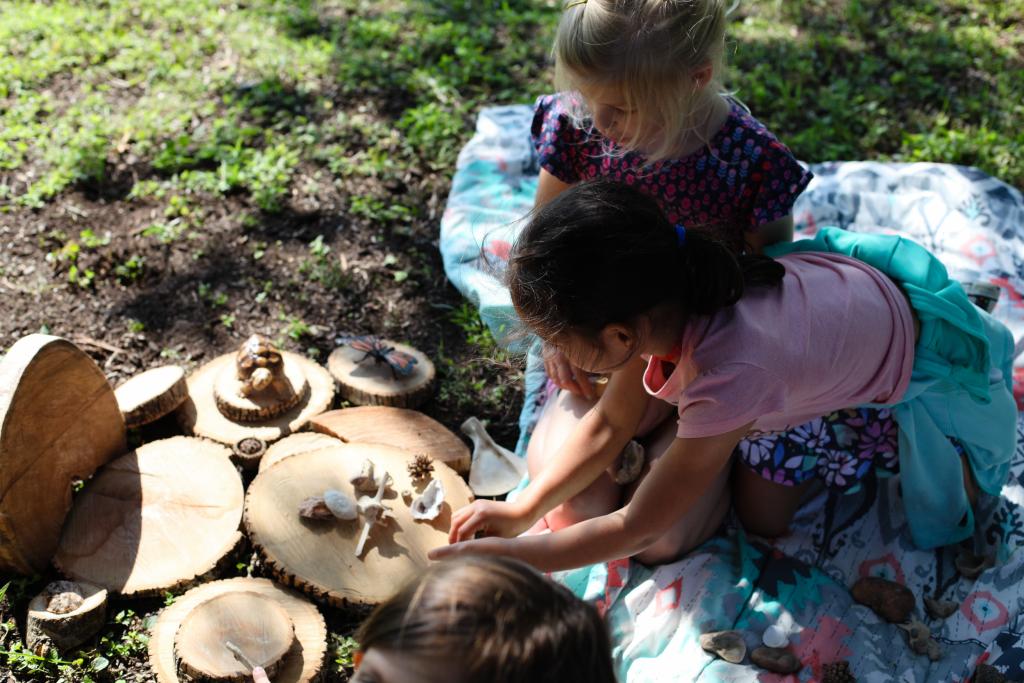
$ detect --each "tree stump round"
[115,365,188,429]
[149,578,326,683]
[26,580,107,656]
[174,592,295,682]
[328,340,434,409]
[0,334,126,574]
[259,432,345,473]
[177,351,334,446]
[244,444,473,607]
[309,407,470,475]
[55,437,244,596]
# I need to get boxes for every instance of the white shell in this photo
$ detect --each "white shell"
[350,459,377,493]
[323,489,357,520]
[410,479,445,521]
[462,417,527,496]
[762,625,789,649]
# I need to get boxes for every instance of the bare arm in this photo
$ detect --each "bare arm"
[432,422,752,570]
[447,355,652,542]
[744,214,794,254]
[534,168,572,209]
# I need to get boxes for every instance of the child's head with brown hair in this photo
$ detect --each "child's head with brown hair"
[553,0,732,160]
[353,556,616,683]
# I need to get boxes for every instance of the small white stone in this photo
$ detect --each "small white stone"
[762,624,789,649]
[323,489,358,520]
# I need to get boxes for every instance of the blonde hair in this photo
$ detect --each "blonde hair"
[554,0,733,161]
[357,556,616,683]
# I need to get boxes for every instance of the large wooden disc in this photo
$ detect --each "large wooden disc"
[149,578,326,683]
[177,352,335,446]
[115,365,188,429]
[54,437,244,596]
[0,334,126,574]
[175,592,295,682]
[259,432,345,473]
[309,407,470,475]
[328,341,435,409]
[245,444,473,607]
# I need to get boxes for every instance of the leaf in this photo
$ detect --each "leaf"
[393,270,408,283]
[91,656,109,672]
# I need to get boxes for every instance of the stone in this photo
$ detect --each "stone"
[699,630,746,664]
[821,661,856,683]
[851,577,915,622]
[750,646,801,674]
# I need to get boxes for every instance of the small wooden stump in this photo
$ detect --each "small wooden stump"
[26,581,107,656]
[259,432,345,473]
[175,592,295,682]
[149,578,326,683]
[0,334,126,574]
[55,437,244,596]
[245,444,473,607]
[328,340,434,409]
[309,407,470,475]
[115,365,188,428]
[177,351,334,446]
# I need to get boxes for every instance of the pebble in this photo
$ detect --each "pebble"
[851,576,915,623]
[750,646,801,674]
[699,630,746,664]
[762,624,789,648]
[923,596,959,620]
[973,663,1007,683]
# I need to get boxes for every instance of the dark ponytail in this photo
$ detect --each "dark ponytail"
[507,179,784,339]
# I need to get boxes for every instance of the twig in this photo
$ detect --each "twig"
[71,337,126,355]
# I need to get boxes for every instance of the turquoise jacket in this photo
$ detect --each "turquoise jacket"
[768,227,1018,549]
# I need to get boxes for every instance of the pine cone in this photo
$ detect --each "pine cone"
[407,454,434,481]
[822,661,856,683]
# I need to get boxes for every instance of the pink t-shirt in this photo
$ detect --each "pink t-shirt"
[643,252,916,438]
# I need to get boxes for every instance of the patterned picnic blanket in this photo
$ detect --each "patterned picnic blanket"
[439,104,1024,681]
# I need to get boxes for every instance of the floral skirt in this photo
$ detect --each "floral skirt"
[737,407,902,492]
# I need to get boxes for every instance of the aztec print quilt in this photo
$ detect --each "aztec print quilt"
[439,104,1024,681]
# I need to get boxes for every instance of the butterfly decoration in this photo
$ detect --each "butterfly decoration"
[338,334,418,379]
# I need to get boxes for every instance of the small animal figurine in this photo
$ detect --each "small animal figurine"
[235,335,286,398]
[338,335,418,379]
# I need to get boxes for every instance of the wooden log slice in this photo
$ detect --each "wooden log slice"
[177,352,334,446]
[213,361,308,423]
[309,407,470,475]
[328,341,435,409]
[245,444,473,607]
[54,437,244,597]
[115,366,188,429]
[259,433,344,473]
[26,580,108,656]
[0,334,126,574]
[174,592,295,682]
[149,578,326,683]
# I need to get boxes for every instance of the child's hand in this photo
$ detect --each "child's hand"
[252,667,271,683]
[543,344,595,399]
[447,499,534,544]
[428,535,510,562]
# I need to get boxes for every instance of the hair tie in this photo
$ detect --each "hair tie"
[674,224,687,247]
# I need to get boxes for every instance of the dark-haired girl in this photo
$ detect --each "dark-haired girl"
[432,181,1016,571]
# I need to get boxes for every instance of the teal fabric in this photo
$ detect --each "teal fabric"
[768,227,1018,548]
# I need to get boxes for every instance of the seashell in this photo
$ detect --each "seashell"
[955,547,995,580]
[323,489,357,520]
[699,630,745,664]
[350,459,378,493]
[298,496,334,520]
[611,440,645,485]
[410,479,445,521]
[762,624,789,649]
[923,596,959,620]
[462,417,527,496]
